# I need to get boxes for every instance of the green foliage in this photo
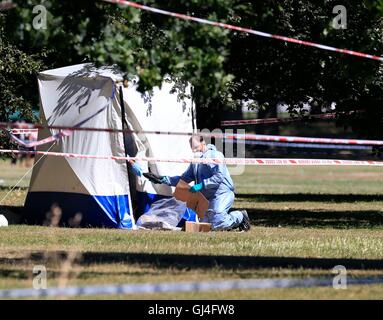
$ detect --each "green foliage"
[224,1,383,137]
[1,0,383,136]
[0,14,43,149]
[79,1,234,108]
[3,0,236,109]
[365,0,383,15]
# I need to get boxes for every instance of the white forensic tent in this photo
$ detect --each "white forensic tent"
[24,63,196,229]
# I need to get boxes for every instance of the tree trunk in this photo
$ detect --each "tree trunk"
[257,102,280,135]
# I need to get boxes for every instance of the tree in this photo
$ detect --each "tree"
[224,1,383,138]
[3,0,235,108]
[1,0,383,138]
[0,13,43,149]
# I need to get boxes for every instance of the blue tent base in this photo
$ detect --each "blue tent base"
[24,192,133,229]
[24,191,196,229]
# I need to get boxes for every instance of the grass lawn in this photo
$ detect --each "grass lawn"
[0,160,383,299]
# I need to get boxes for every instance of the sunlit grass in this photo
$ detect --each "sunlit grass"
[1,162,383,299]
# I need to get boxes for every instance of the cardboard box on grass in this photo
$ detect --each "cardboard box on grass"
[185,221,211,232]
[173,179,211,232]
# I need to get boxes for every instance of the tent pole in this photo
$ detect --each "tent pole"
[119,85,137,230]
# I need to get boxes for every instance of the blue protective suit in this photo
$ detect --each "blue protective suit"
[168,144,244,230]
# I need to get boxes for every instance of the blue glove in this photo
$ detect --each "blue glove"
[189,183,203,193]
[131,162,142,177]
[160,176,172,186]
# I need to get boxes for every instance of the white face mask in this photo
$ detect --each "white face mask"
[193,151,203,158]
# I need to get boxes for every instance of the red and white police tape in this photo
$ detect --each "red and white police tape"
[7,130,72,148]
[102,0,383,63]
[221,113,337,126]
[226,140,373,150]
[10,129,38,135]
[3,121,383,148]
[224,134,383,146]
[1,149,383,166]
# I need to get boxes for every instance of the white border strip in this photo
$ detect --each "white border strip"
[1,277,382,298]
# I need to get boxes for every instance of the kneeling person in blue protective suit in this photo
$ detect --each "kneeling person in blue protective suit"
[158,135,250,231]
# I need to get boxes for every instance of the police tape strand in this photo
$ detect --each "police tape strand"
[226,139,373,150]
[0,277,382,298]
[3,121,383,147]
[7,130,71,148]
[221,113,337,126]
[102,0,383,62]
[3,98,114,149]
[1,149,383,166]
[224,134,383,146]
[10,129,38,135]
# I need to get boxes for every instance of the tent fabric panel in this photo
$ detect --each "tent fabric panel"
[35,68,130,197]
[39,63,124,82]
[121,81,195,200]
[26,64,134,228]
[28,151,89,194]
[38,71,115,127]
[59,97,129,196]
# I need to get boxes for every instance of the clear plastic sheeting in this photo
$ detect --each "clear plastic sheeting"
[136,197,189,231]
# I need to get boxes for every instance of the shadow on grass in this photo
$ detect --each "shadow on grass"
[0,186,28,191]
[80,252,383,271]
[239,208,383,229]
[1,251,382,272]
[236,193,383,203]
[0,266,161,280]
[2,205,383,229]
[234,193,383,228]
